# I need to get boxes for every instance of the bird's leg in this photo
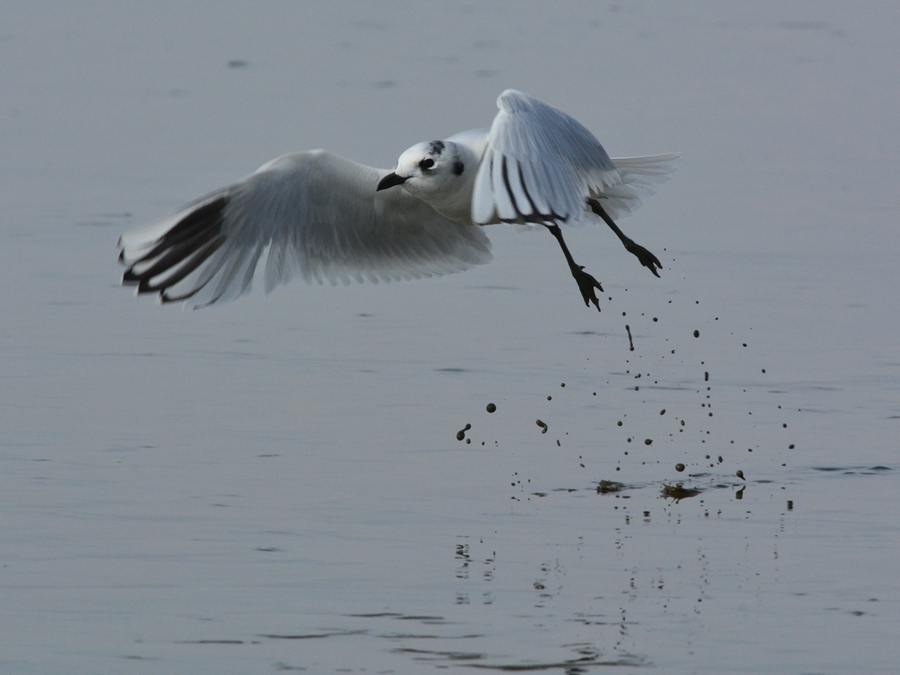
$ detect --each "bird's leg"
[544,223,603,311]
[587,198,662,277]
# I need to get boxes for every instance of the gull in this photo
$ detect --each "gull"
[119,90,679,310]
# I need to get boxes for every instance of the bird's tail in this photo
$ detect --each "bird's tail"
[590,153,681,220]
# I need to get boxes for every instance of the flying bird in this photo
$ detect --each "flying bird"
[119,90,679,310]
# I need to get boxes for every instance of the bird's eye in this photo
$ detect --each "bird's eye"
[419,158,435,171]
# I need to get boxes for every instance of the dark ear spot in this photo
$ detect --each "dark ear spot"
[428,140,445,155]
[452,160,464,176]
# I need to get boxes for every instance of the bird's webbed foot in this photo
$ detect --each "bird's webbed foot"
[571,264,604,312]
[545,222,604,311]
[622,238,662,278]
[586,197,662,278]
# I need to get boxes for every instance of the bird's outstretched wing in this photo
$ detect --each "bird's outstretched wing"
[119,151,492,308]
[472,89,679,226]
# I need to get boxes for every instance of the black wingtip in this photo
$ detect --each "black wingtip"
[119,194,229,303]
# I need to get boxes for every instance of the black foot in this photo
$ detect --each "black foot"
[622,238,662,278]
[587,198,663,278]
[572,265,604,311]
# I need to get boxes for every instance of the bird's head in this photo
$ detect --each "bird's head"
[377,140,467,199]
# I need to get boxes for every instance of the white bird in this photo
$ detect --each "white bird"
[119,90,679,310]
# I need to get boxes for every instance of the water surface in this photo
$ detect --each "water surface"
[2,2,898,673]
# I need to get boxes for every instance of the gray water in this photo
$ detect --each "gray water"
[2,2,899,673]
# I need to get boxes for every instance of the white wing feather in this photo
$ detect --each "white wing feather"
[119,151,492,308]
[472,90,679,226]
[473,90,620,226]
